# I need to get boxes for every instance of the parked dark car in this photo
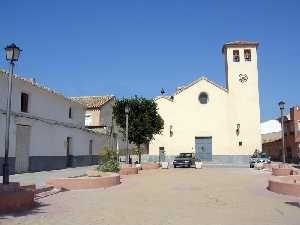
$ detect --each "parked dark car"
[173,153,195,168]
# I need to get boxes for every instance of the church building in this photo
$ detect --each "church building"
[149,41,261,165]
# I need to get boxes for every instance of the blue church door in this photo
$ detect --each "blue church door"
[195,137,212,161]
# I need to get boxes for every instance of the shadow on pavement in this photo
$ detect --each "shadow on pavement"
[285,201,300,208]
[0,201,50,220]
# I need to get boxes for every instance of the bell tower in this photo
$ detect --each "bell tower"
[222,41,261,154]
[223,41,259,94]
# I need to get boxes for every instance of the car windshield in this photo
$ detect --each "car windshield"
[251,153,269,158]
[176,153,192,158]
[259,153,268,158]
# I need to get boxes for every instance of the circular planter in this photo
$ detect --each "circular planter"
[268,175,300,197]
[0,183,35,213]
[47,173,120,190]
[86,170,114,177]
[272,167,294,176]
[119,167,138,175]
[142,163,160,170]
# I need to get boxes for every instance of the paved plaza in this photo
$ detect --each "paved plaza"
[1,168,300,225]
[4,166,97,188]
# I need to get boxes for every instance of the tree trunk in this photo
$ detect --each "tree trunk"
[137,145,142,164]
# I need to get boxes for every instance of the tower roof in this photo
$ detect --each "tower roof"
[222,41,259,54]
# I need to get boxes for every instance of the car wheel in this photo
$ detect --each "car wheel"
[174,165,176,168]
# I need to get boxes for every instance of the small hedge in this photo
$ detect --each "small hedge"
[98,148,120,173]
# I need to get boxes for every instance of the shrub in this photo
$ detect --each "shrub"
[98,147,119,172]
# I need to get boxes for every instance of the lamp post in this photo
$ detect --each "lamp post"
[278,101,285,164]
[2,43,21,184]
[125,105,130,164]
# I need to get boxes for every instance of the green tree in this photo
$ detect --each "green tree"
[113,96,164,163]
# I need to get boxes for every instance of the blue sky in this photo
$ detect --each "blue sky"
[0,0,299,121]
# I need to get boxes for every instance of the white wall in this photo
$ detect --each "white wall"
[0,71,107,160]
[99,100,114,127]
[150,79,233,156]
[0,71,85,127]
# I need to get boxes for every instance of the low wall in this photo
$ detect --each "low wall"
[268,175,300,197]
[145,155,249,165]
[142,163,160,170]
[47,173,120,190]
[272,168,294,176]
[0,183,35,214]
[119,167,138,175]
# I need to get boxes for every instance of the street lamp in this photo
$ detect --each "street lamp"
[2,43,21,184]
[125,105,130,164]
[278,101,285,164]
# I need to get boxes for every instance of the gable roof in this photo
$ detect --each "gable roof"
[0,69,82,106]
[155,76,227,101]
[71,96,115,109]
[175,76,227,95]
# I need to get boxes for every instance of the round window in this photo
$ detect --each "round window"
[199,92,208,104]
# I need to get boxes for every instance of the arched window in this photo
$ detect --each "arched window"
[199,92,208,104]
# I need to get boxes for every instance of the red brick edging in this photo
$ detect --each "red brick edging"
[0,183,35,214]
[272,168,294,176]
[268,175,300,197]
[141,163,160,170]
[47,173,120,190]
[119,167,139,175]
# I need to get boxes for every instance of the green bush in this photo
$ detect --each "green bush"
[98,159,119,173]
[97,147,119,172]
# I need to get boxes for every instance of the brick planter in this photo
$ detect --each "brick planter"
[47,173,120,190]
[141,163,160,170]
[268,175,300,197]
[272,168,294,176]
[0,183,35,214]
[119,167,139,175]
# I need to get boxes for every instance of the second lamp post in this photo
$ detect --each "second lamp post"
[278,101,286,164]
[125,105,130,164]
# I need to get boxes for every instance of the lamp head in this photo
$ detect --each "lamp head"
[278,101,285,110]
[5,43,21,62]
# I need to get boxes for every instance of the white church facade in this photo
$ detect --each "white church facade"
[149,41,261,164]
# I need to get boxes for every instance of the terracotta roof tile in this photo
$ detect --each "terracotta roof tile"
[71,96,115,109]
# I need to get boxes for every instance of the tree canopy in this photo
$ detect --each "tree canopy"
[113,96,164,151]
